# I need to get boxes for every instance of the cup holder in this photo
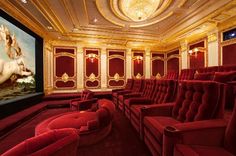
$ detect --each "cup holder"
[164,126,178,136]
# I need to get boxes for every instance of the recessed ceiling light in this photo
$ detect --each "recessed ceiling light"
[93,18,98,23]
[47,26,53,30]
[72,27,79,31]
[21,0,27,4]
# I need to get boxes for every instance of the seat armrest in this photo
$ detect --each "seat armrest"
[70,98,82,103]
[139,103,174,140]
[163,119,227,156]
[78,98,98,111]
[128,97,152,106]
[123,92,142,99]
[116,90,132,95]
[140,103,174,117]
[112,88,125,92]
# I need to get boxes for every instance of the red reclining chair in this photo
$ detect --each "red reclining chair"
[112,79,134,106]
[122,79,156,119]
[117,79,144,112]
[140,81,225,156]
[179,69,196,80]
[70,90,97,111]
[2,128,79,156]
[128,80,177,136]
[163,71,179,80]
[163,87,236,156]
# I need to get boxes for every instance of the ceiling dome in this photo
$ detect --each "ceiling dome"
[120,0,161,22]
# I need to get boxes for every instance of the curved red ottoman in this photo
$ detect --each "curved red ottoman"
[35,99,115,146]
[2,128,79,156]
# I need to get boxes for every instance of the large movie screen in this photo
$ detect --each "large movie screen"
[0,16,36,102]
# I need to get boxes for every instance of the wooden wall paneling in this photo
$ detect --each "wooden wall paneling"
[107,49,126,88]
[53,47,77,90]
[132,50,145,79]
[84,48,101,89]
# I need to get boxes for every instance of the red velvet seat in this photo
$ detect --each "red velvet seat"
[179,69,196,80]
[70,90,95,111]
[36,99,115,146]
[163,87,236,156]
[122,79,156,118]
[140,81,225,156]
[112,79,133,107]
[2,128,79,156]
[163,71,179,80]
[117,79,144,111]
[128,80,177,135]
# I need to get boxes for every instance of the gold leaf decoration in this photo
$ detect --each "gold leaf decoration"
[62,73,69,82]
[114,73,120,82]
[136,73,142,79]
[89,73,96,82]
[155,73,161,80]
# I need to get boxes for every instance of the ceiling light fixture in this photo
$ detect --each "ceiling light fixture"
[93,18,98,23]
[120,0,160,22]
[21,0,27,4]
[47,26,53,30]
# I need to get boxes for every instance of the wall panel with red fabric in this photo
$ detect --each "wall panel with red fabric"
[53,47,77,90]
[167,49,180,73]
[107,50,126,88]
[222,43,236,65]
[132,51,145,79]
[84,48,101,88]
[188,40,206,69]
[151,52,164,78]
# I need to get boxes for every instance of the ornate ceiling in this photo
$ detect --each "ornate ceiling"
[1,0,236,50]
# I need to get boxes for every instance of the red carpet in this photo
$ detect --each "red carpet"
[0,108,151,156]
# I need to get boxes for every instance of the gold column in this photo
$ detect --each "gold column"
[101,47,107,89]
[44,40,53,94]
[126,48,132,79]
[180,40,188,69]
[145,48,151,78]
[77,46,84,90]
[207,31,219,66]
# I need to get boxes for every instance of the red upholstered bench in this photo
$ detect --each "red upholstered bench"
[35,99,115,146]
[2,128,79,156]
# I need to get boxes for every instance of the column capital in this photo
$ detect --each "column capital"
[180,40,188,52]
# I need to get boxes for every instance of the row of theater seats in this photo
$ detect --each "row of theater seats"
[162,64,236,81]
[112,77,236,156]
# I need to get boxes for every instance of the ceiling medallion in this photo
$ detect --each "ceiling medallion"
[120,0,160,22]
[96,0,174,27]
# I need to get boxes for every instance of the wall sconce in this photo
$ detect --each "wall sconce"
[88,53,97,63]
[135,55,143,64]
[188,47,205,57]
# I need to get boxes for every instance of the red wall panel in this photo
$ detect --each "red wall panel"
[132,51,144,79]
[189,41,205,69]
[53,47,77,90]
[167,50,179,73]
[167,58,179,72]
[84,48,101,88]
[107,50,125,88]
[151,52,164,77]
[222,43,236,65]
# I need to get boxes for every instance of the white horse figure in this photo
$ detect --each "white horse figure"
[0,57,32,84]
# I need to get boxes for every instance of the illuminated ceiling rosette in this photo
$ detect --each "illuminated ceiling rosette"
[120,0,161,22]
[96,0,183,28]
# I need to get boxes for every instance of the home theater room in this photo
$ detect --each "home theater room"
[1,0,236,156]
